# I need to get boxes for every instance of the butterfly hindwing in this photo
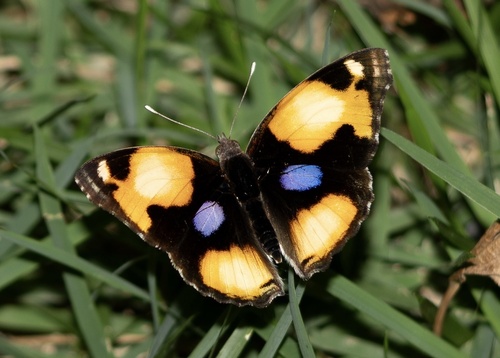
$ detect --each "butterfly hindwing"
[247,48,392,279]
[75,146,284,307]
[256,165,374,279]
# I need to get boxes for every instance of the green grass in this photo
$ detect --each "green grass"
[1,0,500,356]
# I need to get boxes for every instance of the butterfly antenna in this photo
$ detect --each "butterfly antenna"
[145,105,216,140]
[228,62,256,138]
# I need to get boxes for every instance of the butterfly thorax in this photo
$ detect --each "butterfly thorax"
[216,136,282,263]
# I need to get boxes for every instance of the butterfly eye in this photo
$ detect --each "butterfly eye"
[193,201,225,237]
[280,165,323,191]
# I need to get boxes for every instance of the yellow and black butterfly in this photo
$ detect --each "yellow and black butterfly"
[75,48,393,308]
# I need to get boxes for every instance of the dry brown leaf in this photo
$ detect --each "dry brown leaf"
[433,220,500,335]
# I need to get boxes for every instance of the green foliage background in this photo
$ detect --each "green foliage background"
[1,0,500,357]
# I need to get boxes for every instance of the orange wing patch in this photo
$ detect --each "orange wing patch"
[199,245,281,300]
[98,147,194,232]
[268,60,373,154]
[289,194,358,277]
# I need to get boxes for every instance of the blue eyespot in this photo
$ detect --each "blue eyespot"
[193,201,225,237]
[280,165,323,191]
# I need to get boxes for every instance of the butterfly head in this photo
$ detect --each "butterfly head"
[215,135,243,163]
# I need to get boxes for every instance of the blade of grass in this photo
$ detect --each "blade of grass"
[66,1,129,57]
[288,269,315,358]
[442,0,476,50]
[464,0,500,106]
[151,316,195,358]
[0,229,149,301]
[54,138,95,187]
[382,128,500,217]
[149,301,190,358]
[392,0,451,27]
[257,280,305,358]
[328,275,466,358]
[368,142,395,252]
[122,338,154,358]
[0,203,40,257]
[200,44,224,135]
[217,326,253,358]
[32,0,62,122]
[377,128,500,339]
[0,220,87,290]
[147,253,161,331]
[476,290,500,341]
[34,126,111,357]
[188,308,236,358]
[470,324,495,357]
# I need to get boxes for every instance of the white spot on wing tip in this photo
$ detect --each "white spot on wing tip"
[97,160,111,182]
[344,59,364,77]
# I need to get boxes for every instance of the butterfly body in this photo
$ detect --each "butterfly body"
[75,48,393,307]
[216,136,283,263]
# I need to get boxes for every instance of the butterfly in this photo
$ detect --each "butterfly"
[75,48,393,307]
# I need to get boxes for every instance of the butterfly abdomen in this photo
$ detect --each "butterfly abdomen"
[217,137,282,264]
[243,199,282,264]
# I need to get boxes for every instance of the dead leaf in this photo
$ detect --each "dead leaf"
[434,220,500,335]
